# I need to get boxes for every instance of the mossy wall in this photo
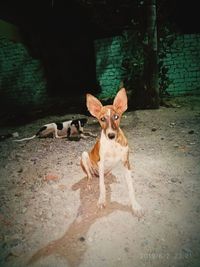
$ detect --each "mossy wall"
[163,34,200,95]
[94,36,125,99]
[95,33,200,97]
[1,32,200,118]
[0,37,46,113]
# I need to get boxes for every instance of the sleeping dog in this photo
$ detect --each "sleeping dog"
[14,118,96,142]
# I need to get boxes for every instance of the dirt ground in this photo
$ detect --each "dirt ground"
[0,96,200,267]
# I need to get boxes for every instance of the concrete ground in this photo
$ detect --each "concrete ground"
[0,96,200,267]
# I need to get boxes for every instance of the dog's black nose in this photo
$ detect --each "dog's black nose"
[108,133,115,139]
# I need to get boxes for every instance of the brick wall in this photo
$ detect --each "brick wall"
[163,34,200,95]
[1,33,199,117]
[0,37,46,113]
[94,36,124,98]
[95,33,200,97]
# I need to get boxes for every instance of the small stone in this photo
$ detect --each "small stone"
[149,183,156,188]
[188,130,194,134]
[15,192,22,197]
[124,247,129,252]
[17,167,23,173]
[44,174,60,182]
[151,127,157,132]
[171,177,179,183]
[12,132,19,138]
[22,208,27,214]
[79,236,85,242]
[173,144,179,148]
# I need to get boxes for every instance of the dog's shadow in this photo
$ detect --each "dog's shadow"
[29,175,132,267]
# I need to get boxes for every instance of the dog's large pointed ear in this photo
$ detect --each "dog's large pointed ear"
[86,94,103,118]
[113,88,128,114]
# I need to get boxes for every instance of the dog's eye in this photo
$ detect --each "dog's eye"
[113,114,119,120]
[100,117,106,122]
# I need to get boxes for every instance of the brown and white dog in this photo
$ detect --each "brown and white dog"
[81,88,144,217]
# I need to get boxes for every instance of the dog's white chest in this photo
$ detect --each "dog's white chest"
[99,133,128,171]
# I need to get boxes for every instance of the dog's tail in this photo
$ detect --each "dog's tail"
[13,135,36,142]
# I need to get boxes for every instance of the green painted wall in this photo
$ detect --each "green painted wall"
[0,32,199,117]
[163,34,200,95]
[94,36,124,98]
[95,33,200,97]
[0,37,46,113]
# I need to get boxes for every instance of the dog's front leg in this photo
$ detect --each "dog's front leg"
[83,131,97,138]
[98,159,106,208]
[80,132,97,139]
[80,133,89,139]
[123,159,144,217]
[55,134,68,139]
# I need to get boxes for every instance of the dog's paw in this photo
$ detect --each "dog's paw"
[97,197,106,209]
[132,202,144,218]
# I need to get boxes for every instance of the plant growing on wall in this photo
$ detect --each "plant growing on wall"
[121,30,145,108]
[121,0,161,109]
[120,1,176,108]
[77,0,177,107]
[158,28,176,96]
[121,30,144,91]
